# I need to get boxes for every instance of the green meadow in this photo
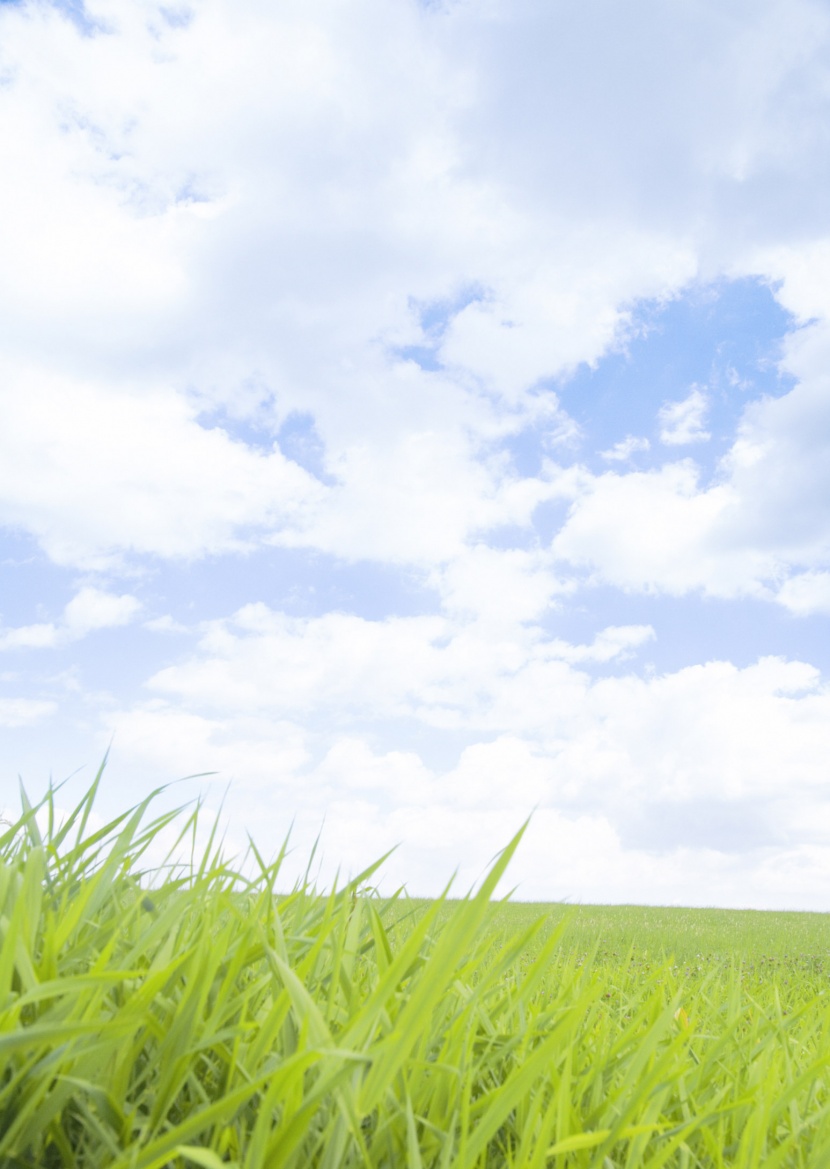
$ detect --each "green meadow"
[2,773,830,1168]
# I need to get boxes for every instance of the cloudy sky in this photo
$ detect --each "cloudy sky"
[2,0,830,908]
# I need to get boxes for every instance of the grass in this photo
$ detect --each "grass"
[2,768,830,1167]
[405,897,830,964]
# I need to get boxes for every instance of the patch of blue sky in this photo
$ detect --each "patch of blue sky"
[555,276,796,479]
[0,531,74,627]
[44,0,107,35]
[472,276,795,505]
[0,625,158,709]
[0,560,430,743]
[173,178,214,206]
[143,546,438,625]
[406,724,485,770]
[394,283,488,372]
[277,412,338,486]
[0,537,440,720]
[488,406,558,481]
[471,276,797,553]
[539,586,830,679]
[195,405,278,455]
[475,522,540,553]
[158,5,193,29]
[196,405,338,486]
[0,546,169,704]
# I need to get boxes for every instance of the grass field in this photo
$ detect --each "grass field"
[2,772,830,1168]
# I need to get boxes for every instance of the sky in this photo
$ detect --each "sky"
[2,0,830,908]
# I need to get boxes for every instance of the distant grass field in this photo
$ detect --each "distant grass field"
[405,896,830,965]
[2,771,830,1168]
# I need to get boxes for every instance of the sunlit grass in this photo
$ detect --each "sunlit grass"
[2,764,830,1166]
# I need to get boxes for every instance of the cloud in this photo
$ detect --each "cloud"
[0,624,60,651]
[0,586,141,650]
[658,386,711,445]
[0,0,827,595]
[547,625,656,664]
[776,571,830,615]
[551,462,760,597]
[600,435,651,462]
[97,634,830,905]
[0,0,726,572]
[449,0,830,250]
[63,587,141,635]
[0,698,57,727]
[430,545,567,625]
[552,343,830,601]
[315,737,433,797]
[0,364,326,568]
[130,603,825,816]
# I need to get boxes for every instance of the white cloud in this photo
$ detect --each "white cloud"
[658,386,711,445]
[105,703,312,791]
[552,356,830,598]
[0,624,60,651]
[136,607,829,828]
[0,698,57,727]
[0,0,826,593]
[430,545,567,625]
[146,606,456,723]
[551,462,762,597]
[130,606,814,801]
[0,0,763,572]
[777,571,830,615]
[63,587,142,635]
[315,738,433,797]
[547,625,656,664]
[0,586,141,650]
[96,634,830,905]
[0,365,325,568]
[600,435,651,462]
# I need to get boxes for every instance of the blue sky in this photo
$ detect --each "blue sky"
[2,0,830,907]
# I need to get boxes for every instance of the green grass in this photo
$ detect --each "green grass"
[406,897,830,964]
[2,768,830,1167]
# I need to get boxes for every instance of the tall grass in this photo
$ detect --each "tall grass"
[2,767,830,1167]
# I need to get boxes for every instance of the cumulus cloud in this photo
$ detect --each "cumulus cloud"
[63,587,142,635]
[552,360,830,601]
[98,632,830,905]
[0,366,325,568]
[0,586,141,650]
[0,0,781,573]
[658,386,711,445]
[0,0,826,600]
[551,462,759,598]
[132,605,828,813]
[139,604,652,748]
[430,545,567,625]
[776,571,830,615]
